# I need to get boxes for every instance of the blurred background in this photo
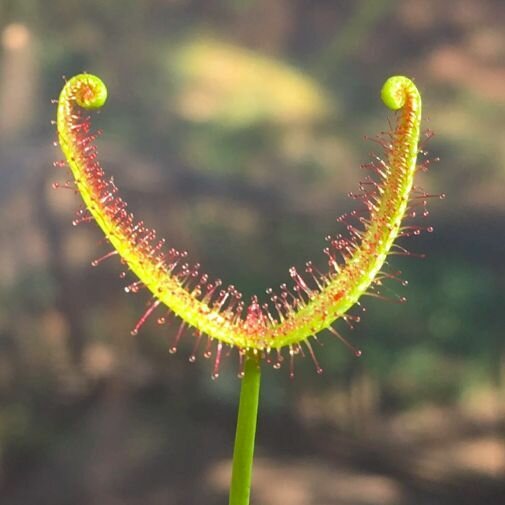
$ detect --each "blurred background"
[0,1,504,504]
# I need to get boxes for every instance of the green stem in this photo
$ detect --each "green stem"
[229,355,262,505]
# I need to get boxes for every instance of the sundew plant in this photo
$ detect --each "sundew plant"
[55,73,437,505]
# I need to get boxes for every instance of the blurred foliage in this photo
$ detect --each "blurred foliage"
[0,0,504,503]
[172,37,331,127]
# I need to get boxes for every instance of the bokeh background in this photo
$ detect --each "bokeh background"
[1,1,504,504]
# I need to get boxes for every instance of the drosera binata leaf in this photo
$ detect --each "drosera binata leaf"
[55,73,436,377]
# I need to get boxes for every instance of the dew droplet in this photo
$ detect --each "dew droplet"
[169,346,177,354]
[130,329,138,336]
[188,355,196,363]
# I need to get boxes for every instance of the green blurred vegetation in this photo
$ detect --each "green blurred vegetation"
[0,0,504,503]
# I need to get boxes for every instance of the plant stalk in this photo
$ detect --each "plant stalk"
[229,355,261,505]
